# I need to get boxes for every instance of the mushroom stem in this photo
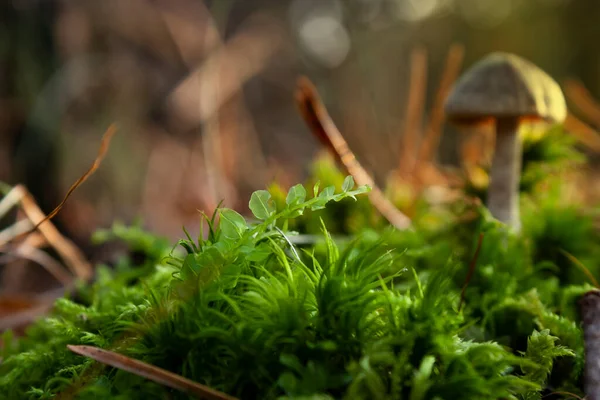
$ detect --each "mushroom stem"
[487,117,522,231]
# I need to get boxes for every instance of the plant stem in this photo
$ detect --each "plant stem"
[487,117,522,231]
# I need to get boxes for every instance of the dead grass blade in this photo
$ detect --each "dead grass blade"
[18,186,93,280]
[560,249,600,288]
[160,7,275,205]
[0,185,91,283]
[544,391,583,400]
[564,78,600,127]
[0,124,116,282]
[295,76,411,230]
[398,46,428,177]
[459,232,484,312]
[0,243,73,286]
[0,184,25,220]
[31,123,117,233]
[418,43,465,164]
[166,14,284,126]
[67,345,238,400]
[0,219,33,246]
[564,112,600,152]
[0,299,54,332]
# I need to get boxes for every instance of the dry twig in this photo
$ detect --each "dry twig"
[564,79,600,127]
[564,112,600,152]
[0,123,116,288]
[17,186,92,280]
[418,43,465,164]
[398,46,428,177]
[295,76,411,230]
[157,6,277,212]
[31,123,117,234]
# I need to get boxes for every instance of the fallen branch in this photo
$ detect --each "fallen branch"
[295,76,411,230]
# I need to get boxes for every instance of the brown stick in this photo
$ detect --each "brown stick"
[564,112,600,152]
[564,79,600,128]
[0,243,73,286]
[67,345,238,400]
[295,76,411,230]
[163,10,278,204]
[398,46,428,176]
[0,185,92,281]
[18,187,92,281]
[418,43,465,164]
[165,15,285,127]
[580,290,600,400]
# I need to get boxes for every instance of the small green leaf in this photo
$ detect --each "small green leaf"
[249,190,276,220]
[318,186,335,199]
[277,372,299,393]
[354,184,370,194]
[313,180,321,197]
[219,209,247,239]
[219,263,241,289]
[410,356,436,400]
[287,209,304,218]
[177,239,194,254]
[286,184,307,206]
[342,176,355,192]
[310,198,329,211]
[245,243,273,262]
[180,254,200,280]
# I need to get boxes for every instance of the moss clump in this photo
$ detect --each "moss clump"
[0,169,593,399]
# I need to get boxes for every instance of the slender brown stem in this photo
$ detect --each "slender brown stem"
[564,112,600,152]
[459,232,484,312]
[398,46,428,177]
[295,76,411,230]
[560,249,600,288]
[31,124,117,234]
[19,187,93,280]
[564,79,600,127]
[418,43,465,164]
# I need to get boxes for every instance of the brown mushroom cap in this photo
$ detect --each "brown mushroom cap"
[444,52,567,124]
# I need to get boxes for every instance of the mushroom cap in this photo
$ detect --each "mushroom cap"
[444,52,567,124]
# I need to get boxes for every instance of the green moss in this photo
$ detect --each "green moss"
[0,126,595,399]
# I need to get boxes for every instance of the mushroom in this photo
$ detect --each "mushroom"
[444,52,567,231]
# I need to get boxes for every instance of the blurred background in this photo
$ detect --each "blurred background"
[2,0,600,287]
